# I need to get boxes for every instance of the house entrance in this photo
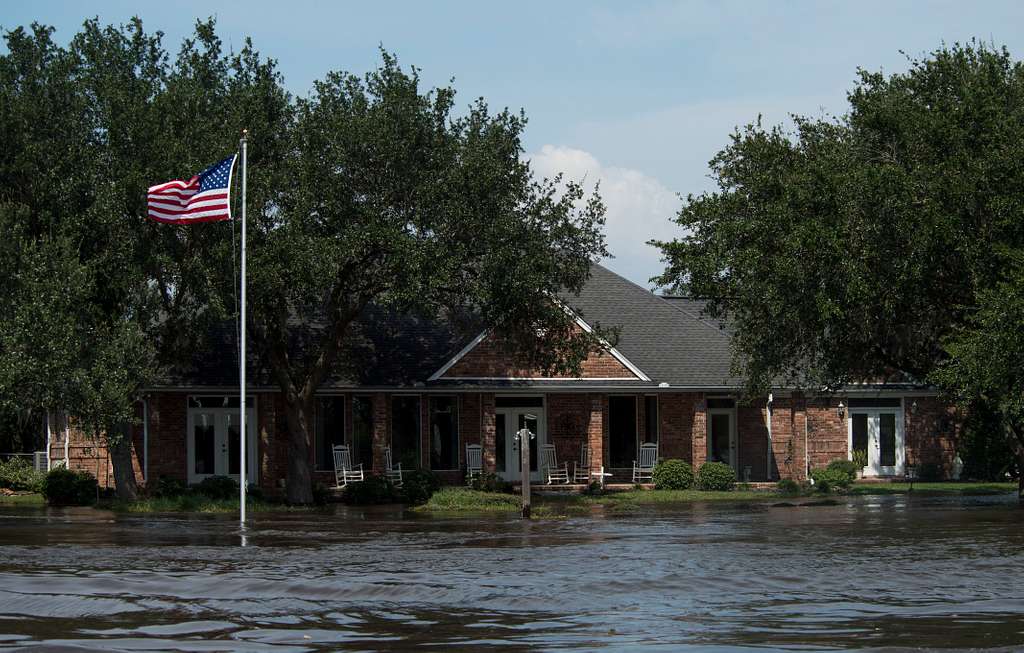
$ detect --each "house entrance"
[849,404,905,477]
[495,396,546,483]
[187,396,257,485]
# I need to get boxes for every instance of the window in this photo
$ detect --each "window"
[644,396,659,444]
[352,396,374,470]
[496,396,544,408]
[706,397,735,409]
[609,396,638,468]
[430,397,459,470]
[315,397,345,472]
[848,398,901,408]
[391,396,421,470]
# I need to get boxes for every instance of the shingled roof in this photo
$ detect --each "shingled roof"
[156,263,741,390]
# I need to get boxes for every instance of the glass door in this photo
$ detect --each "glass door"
[188,407,257,484]
[495,408,545,482]
[849,410,904,477]
[707,409,737,472]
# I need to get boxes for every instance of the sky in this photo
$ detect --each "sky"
[4,1,1024,286]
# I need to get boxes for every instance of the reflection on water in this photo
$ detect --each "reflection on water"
[0,495,1022,651]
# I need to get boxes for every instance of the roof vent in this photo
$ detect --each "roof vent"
[658,382,669,388]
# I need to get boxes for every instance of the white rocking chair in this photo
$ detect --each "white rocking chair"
[632,442,658,483]
[384,446,403,487]
[573,442,592,484]
[541,444,570,484]
[333,444,364,488]
[465,444,483,484]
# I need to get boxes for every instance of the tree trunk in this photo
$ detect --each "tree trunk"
[284,394,315,504]
[108,435,138,501]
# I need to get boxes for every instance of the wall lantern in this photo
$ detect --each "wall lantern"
[837,401,846,419]
[911,400,918,415]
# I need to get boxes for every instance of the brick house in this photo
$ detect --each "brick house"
[48,264,959,490]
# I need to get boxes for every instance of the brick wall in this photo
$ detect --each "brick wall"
[442,332,638,379]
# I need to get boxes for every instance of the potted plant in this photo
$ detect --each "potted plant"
[851,449,868,479]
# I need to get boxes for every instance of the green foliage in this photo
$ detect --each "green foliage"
[399,469,442,505]
[957,402,1018,481]
[652,459,694,490]
[41,467,97,505]
[917,462,945,482]
[193,475,239,500]
[810,460,857,492]
[696,462,736,491]
[343,476,397,505]
[417,488,520,513]
[653,42,1024,397]
[0,457,45,492]
[776,478,801,496]
[152,476,189,498]
[851,449,868,470]
[468,472,513,494]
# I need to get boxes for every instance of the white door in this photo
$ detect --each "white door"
[187,407,257,484]
[495,408,546,482]
[849,410,904,477]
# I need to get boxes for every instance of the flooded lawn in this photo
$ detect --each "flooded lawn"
[0,494,1022,651]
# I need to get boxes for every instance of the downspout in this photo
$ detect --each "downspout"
[142,397,150,484]
[63,411,70,468]
[804,410,810,481]
[45,411,52,471]
[765,393,773,481]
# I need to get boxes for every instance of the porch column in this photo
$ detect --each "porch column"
[372,393,388,474]
[481,393,496,472]
[587,394,604,471]
[691,393,707,470]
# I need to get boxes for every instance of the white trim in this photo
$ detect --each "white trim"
[707,405,738,473]
[433,376,643,381]
[428,331,489,381]
[186,395,258,484]
[563,306,651,381]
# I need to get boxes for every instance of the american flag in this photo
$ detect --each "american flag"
[147,154,236,224]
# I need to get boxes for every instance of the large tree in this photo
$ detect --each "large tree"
[248,54,608,504]
[653,42,1024,487]
[0,19,289,498]
[654,42,1024,387]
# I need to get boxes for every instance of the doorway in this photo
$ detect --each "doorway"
[186,399,257,485]
[849,409,905,477]
[495,396,546,482]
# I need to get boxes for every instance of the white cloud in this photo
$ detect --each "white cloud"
[528,144,683,288]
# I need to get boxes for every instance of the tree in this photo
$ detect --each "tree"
[931,253,1024,497]
[653,42,1024,395]
[0,19,290,499]
[247,53,608,504]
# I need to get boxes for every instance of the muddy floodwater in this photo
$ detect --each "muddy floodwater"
[0,495,1023,652]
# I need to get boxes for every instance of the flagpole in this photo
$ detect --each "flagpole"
[239,129,248,527]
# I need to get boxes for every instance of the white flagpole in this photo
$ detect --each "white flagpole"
[239,130,248,526]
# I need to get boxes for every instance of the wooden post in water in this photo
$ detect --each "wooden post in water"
[519,422,533,519]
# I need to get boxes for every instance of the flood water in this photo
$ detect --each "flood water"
[0,495,1022,652]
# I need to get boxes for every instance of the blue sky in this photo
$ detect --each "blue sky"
[5,1,1024,285]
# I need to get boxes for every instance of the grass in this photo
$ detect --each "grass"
[104,494,325,513]
[415,488,522,513]
[590,488,778,505]
[847,481,1017,496]
[0,492,45,506]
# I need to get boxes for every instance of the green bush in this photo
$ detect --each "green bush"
[810,464,855,492]
[652,459,694,490]
[194,475,239,500]
[851,449,868,470]
[776,478,801,496]
[152,476,189,498]
[468,472,513,494]
[696,462,736,491]
[918,461,945,481]
[343,475,397,505]
[41,468,97,505]
[400,469,442,505]
[0,457,45,492]
[827,459,859,480]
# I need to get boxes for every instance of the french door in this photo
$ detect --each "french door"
[707,408,737,472]
[187,407,258,484]
[495,407,546,482]
[849,410,904,477]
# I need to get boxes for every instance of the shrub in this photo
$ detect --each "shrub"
[312,482,330,506]
[400,469,442,505]
[810,465,855,492]
[851,449,868,470]
[696,462,736,491]
[0,457,45,492]
[652,459,694,490]
[152,476,189,498]
[827,459,859,480]
[468,472,513,494]
[343,475,397,505]
[41,468,97,505]
[918,461,945,482]
[194,475,239,500]
[776,478,801,496]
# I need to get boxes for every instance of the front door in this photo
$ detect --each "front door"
[707,409,737,472]
[495,408,546,482]
[187,407,257,484]
[849,410,904,477]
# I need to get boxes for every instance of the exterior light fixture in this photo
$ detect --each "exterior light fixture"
[911,400,918,415]
[837,401,846,419]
